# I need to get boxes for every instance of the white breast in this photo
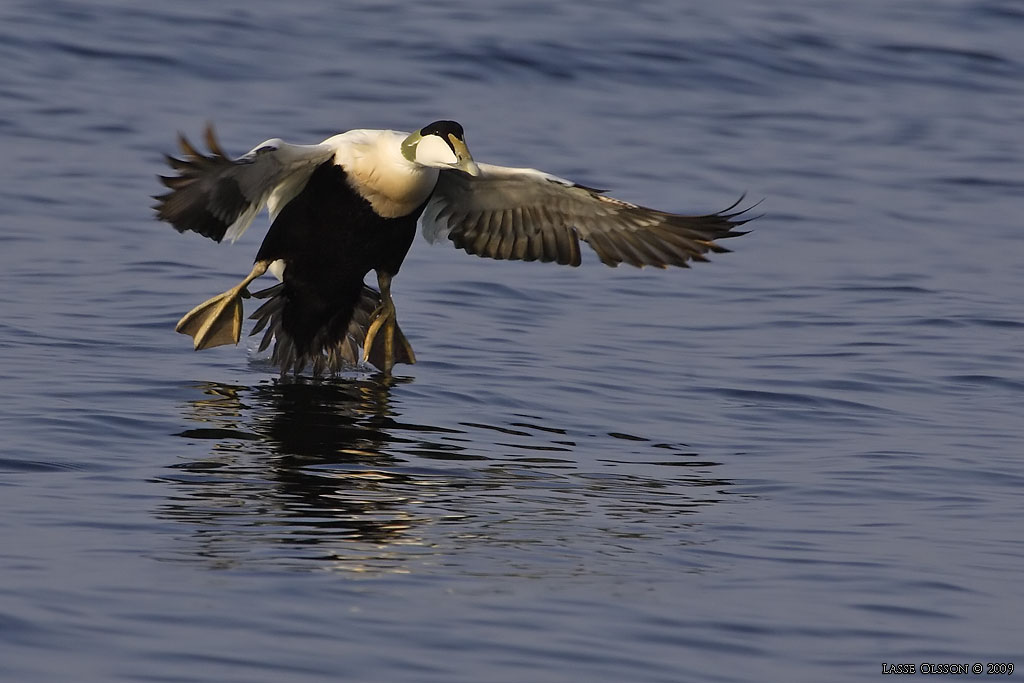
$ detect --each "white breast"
[325,129,439,219]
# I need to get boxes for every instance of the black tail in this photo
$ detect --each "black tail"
[250,282,380,376]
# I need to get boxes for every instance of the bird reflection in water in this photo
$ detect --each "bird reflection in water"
[160,376,467,571]
[160,378,735,575]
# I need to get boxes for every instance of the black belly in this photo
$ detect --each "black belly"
[253,161,426,362]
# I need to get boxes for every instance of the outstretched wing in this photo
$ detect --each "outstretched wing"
[421,163,753,268]
[154,124,335,243]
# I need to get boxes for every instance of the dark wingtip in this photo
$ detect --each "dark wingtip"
[721,192,747,214]
[204,122,228,159]
[177,131,200,158]
[713,194,763,236]
[721,194,765,221]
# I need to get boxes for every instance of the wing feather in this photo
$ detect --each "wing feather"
[540,221,559,264]
[422,162,753,268]
[484,211,503,258]
[510,208,528,260]
[154,124,334,243]
[499,210,516,260]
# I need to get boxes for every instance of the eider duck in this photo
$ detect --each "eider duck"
[155,121,751,375]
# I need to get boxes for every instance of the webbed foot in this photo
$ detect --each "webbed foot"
[175,261,269,350]
[363,298,416,373]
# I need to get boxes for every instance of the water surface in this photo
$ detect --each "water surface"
[1,1,1022,681]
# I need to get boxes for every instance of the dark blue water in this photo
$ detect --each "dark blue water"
[2,1,1022,680]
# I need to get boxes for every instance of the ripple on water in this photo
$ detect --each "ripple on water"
[1,0,1024,680]
[152,379,735,578]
